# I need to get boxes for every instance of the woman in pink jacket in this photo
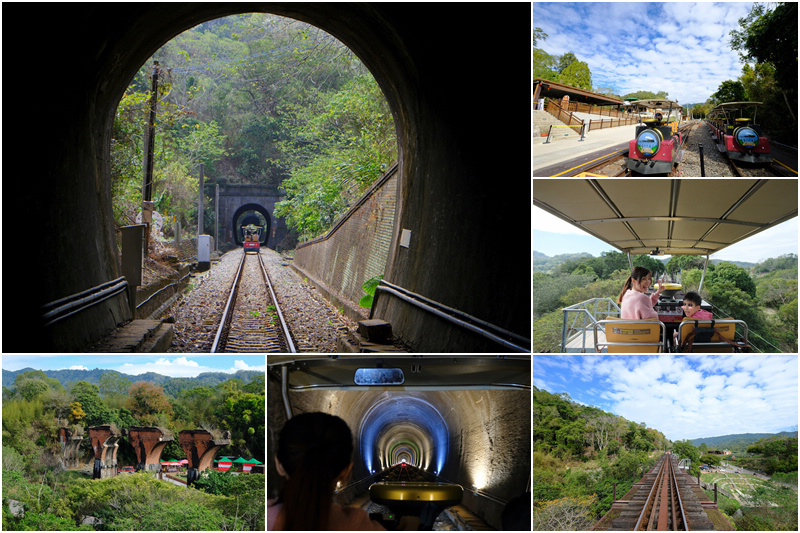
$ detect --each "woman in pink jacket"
[617,266,665,319]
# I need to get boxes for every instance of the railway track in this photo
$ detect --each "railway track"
[610,453,715,531]
[211,250,297,353]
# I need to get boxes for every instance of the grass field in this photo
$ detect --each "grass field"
[701,472,770,503]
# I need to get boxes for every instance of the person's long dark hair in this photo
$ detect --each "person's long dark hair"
[617,266,652,304]
[276,412,353,530]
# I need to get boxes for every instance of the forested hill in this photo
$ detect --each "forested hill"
[533,386,669,457]
[2,368,261,397]
[690,431,799,451]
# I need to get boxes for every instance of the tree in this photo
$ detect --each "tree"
[710,262,757,298]
[532,496,595,531]
[70,381,109,427]
[711,80,746,104]
[729,2,797,121]
[126,382,173,425]
[559,60,591,91]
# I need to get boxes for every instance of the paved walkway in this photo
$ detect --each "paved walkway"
[532,124,638,176]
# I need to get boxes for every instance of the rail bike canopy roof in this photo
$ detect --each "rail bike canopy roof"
[267,354,531,391]
[630,99,683,110]
[532,179,797,256]
[708,101,763,119]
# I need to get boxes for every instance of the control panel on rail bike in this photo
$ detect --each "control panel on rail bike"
[368,463,463,531]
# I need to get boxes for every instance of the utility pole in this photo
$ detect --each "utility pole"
[142,61,159,255]
[197,163,204,237]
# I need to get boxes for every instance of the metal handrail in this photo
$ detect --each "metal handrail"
[372,280,530,352]
[42,277,129,327]
[560,298,621,352]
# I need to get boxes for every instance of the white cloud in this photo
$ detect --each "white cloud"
[533,2,756,103]
[120,357,208,378]
[232,360,266,372]
[70,365,88,371]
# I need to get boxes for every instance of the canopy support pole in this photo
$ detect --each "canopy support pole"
[698,254,710,292]
[627,252,634,272]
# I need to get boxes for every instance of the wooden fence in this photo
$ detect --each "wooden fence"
[699,480,735,501]
[545,99,584,134]
[565,101,629,119]
[588,116,639,131]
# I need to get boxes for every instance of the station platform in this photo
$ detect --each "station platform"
[532,124,637,177]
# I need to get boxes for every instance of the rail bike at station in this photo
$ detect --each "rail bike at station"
[706,101,772,165]
[625,99,685,176]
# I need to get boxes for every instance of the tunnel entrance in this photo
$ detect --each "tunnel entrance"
[19,5,531,353]
[231,204,270,246]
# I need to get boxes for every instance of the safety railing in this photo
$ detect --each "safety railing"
[565,101,628,119]
[560,298,620,352]
[589,116,639,131]
[545,99,584,134]
[371,280,530,352]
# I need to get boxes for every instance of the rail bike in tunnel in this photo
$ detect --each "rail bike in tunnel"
[267,354,531,530]
[532,178,797,353]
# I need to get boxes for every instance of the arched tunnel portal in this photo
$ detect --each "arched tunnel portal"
[231,203,271,246]
[268,387,531,529]
[10,4,530,352]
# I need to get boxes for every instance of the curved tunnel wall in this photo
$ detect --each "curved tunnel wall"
[270,388,531,528]
[9,4,530,351]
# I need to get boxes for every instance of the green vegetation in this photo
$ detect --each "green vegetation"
[532,387,666,525]
[696,3,797,144]
[686,435,798,531]
[2,370,265,530]
[111,13,396,246]
[532,252,797,352]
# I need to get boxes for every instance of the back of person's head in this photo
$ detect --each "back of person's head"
[617,266,652,304]
[683,291,702,306]
[277,412,354,530]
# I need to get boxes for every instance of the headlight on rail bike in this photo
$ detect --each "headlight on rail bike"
[734,127,759,149]
[636,129,662,159]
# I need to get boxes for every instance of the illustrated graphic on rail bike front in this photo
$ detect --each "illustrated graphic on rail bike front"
[532,178,798,354]
[267,354,532,530]
[532,2,798,177]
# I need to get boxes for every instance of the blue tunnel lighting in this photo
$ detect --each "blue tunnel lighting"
[359,395,448,476]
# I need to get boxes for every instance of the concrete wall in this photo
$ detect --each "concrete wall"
[294,166,398,316]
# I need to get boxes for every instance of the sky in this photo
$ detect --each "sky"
[533,354,798,441]
[532,2,754,104]
[532,205,799,263]
[1,355,265,378]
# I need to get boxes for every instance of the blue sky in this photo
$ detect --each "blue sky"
[532,205,799,263]
[1,355,265,378]
[532,2,754,104]
[533,354,798,441]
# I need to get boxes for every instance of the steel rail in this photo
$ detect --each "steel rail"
[258,253,297,353]
[635,455,666,531]
[210,252,247,353]
[667,454,688,531]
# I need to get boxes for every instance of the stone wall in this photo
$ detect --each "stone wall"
[293,165,398,318]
